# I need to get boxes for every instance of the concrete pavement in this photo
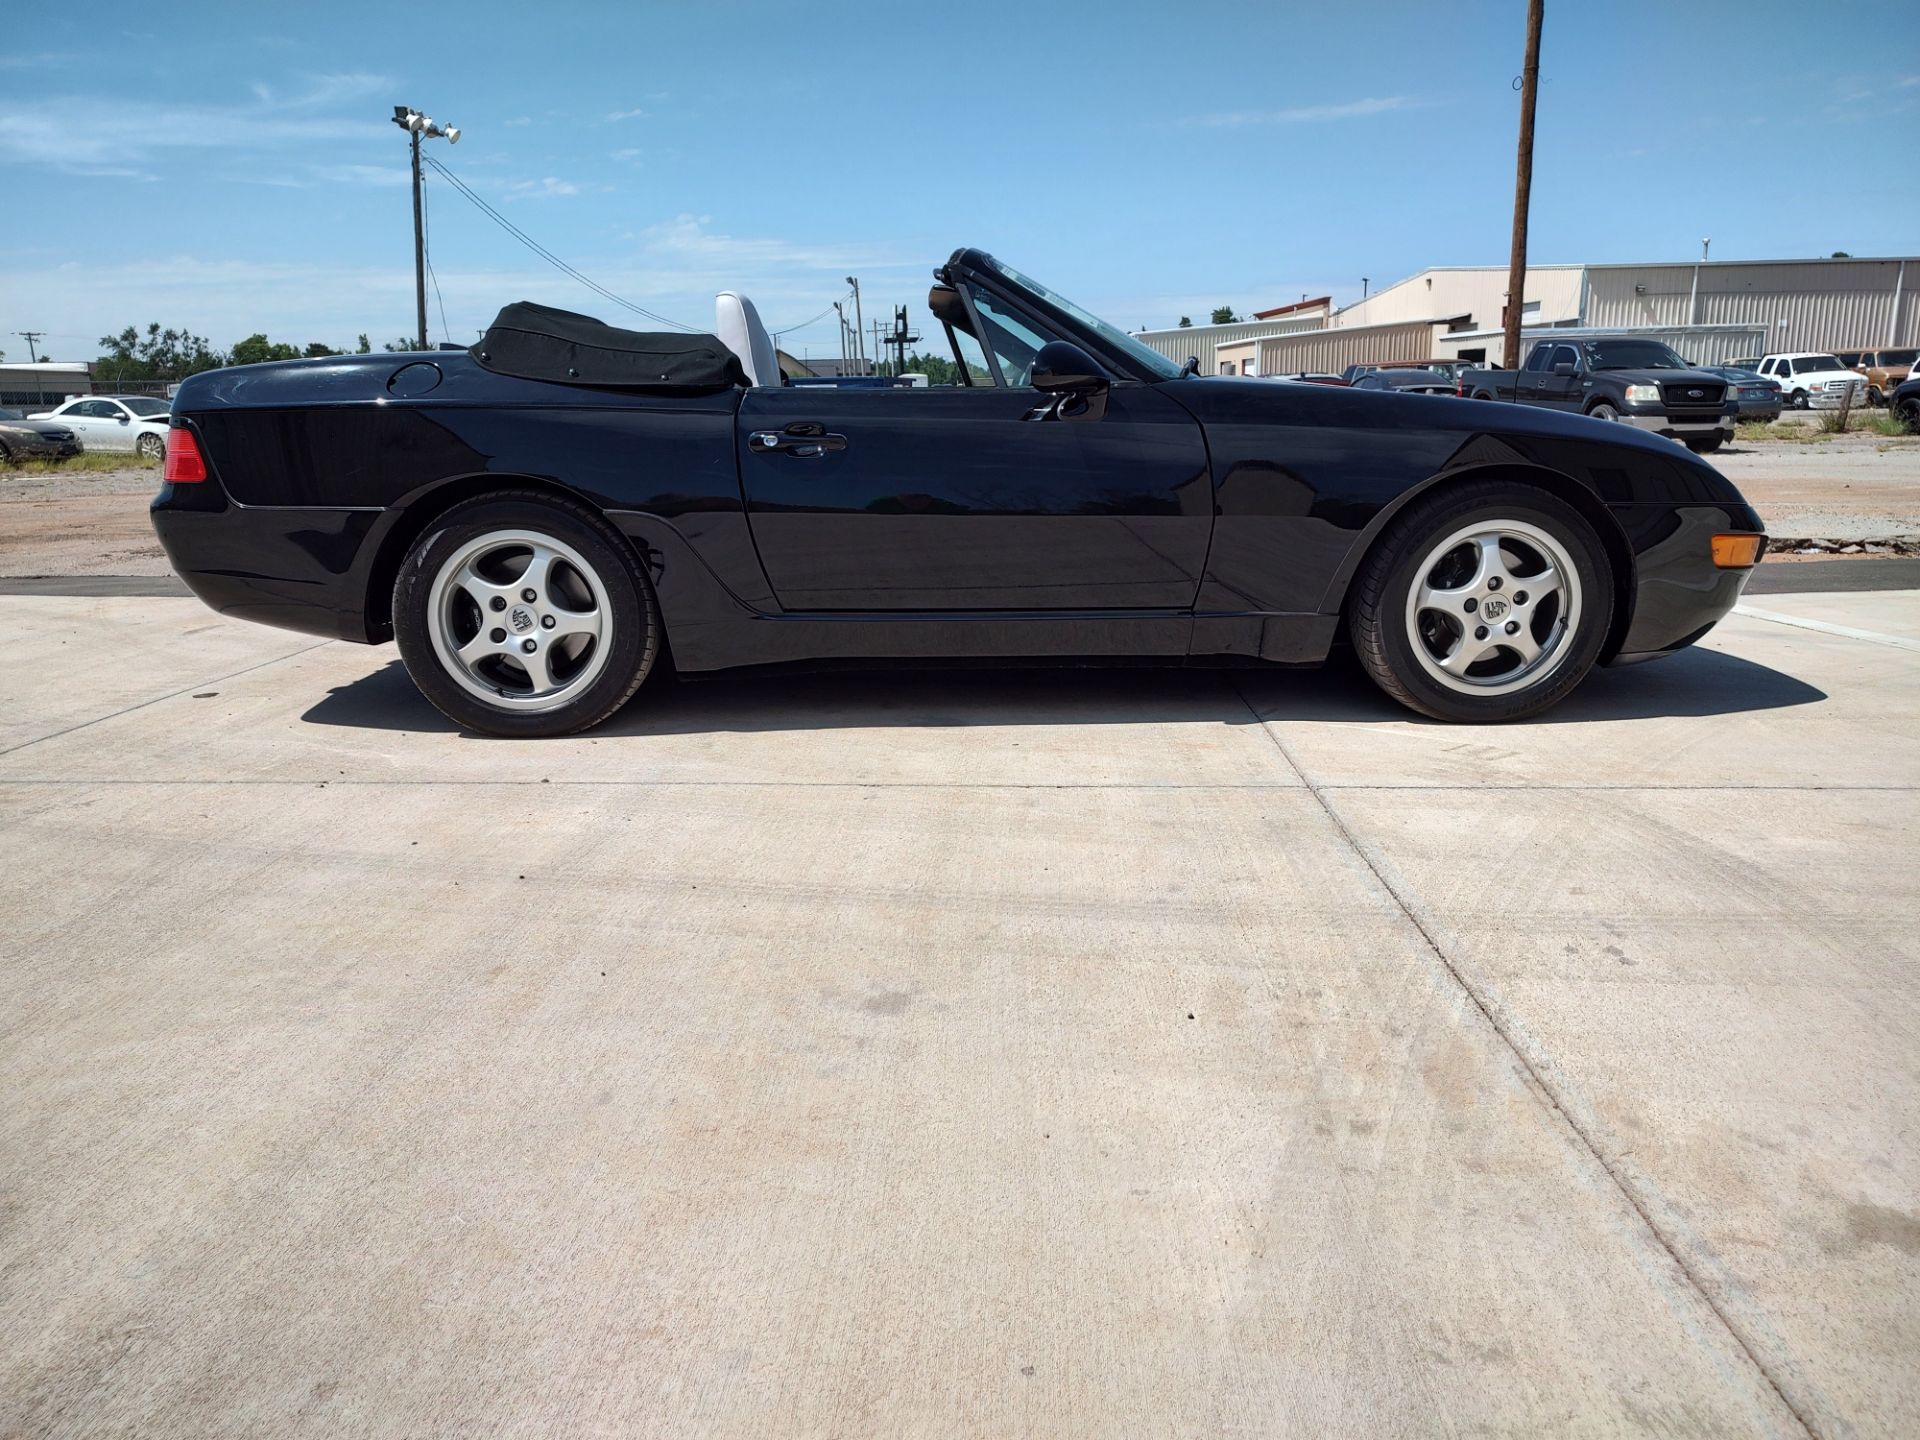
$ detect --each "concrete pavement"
[2,591,1916,1437]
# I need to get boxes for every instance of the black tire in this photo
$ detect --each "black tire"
[392,491,659,737]
[136,432,164,461]
[1348,481,1615,723]
[0,440,11,466]
[1586,401,1619,422]
[1898,398,1920,434]
[1867,387,1883,408]
[1789,389,1809,410]
[1685,436,1724,453]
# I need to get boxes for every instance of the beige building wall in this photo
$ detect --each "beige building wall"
[1332,266,1585,332]
[1132,317,1322,376]
[1585,258,1917,355]
[1255,321,1447,376]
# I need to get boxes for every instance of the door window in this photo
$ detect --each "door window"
[72,399,118,418]
[965,286,1058,389]
[1549,345,1579,371]
[1523,346,1549,372]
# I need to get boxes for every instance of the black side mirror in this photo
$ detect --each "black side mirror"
[1029,341,1111,421]
[1551,361,1576,376]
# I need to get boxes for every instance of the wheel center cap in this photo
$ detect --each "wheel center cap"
[508,605,536,634]
[1481,596,1510,621]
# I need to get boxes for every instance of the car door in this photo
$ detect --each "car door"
[736,289,1212,613]
[61,399,121,449]
[1534,345,1583,410]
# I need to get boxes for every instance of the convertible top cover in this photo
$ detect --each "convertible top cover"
[471,301,747,390]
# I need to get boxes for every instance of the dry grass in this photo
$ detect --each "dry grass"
[0,451,158,477]
[1735,420,1833,444]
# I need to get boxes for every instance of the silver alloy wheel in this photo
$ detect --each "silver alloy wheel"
[428,528,614,713]
[1403,520,1581,696]
[1588,402,1619,421]
[138,432,164,460]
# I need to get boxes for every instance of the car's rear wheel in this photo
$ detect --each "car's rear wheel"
[1685,436,1723,453]
[393,492,659,737]
[1348,482,1614,723]
[136,432,164,461]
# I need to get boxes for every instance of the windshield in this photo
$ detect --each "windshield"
[975,255,1184,381]
[119,397,171,417]
[1582,340,1692,371]
[1794,356,1843,373]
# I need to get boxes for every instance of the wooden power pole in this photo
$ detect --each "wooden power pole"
[1502,0,1544,371]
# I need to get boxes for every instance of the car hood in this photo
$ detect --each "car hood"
[0,418,76,437]
[1589,368,1729,387]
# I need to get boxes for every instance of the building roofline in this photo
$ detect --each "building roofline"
[1251,295,1332,319]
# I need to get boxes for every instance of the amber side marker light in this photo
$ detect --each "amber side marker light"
[1711,534,1764,569]
[164,426,207,484]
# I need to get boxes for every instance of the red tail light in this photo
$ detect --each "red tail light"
[164,426,207,483]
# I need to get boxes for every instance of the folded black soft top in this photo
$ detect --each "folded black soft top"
[471,301,747,390]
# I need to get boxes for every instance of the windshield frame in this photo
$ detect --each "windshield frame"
[949,249,1185,382]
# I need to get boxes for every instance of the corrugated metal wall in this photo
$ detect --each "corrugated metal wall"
[1585,259,1917,354]
[1133,318,1320,376]
[1431,325,1767,366]
[1255,321,1442,375]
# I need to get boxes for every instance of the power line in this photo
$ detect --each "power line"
[771,291,851,338]
[421,153,695,331]
[422,170,451,345]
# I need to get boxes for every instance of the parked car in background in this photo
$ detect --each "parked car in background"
[1350,368,1456,395]
[1280,372,1350,386]
[1754,353,1866,410]
[1724,357,1761,369]
[1346,360,1472,384]
[1702,367,1783,422]
[28,395,171,457]
[1835,347,1916,406]
[0,407,83,463]
[1461,336,1738,452]
[1890,372,1920,432]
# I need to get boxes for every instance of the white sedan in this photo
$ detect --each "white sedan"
[30,395,171,458]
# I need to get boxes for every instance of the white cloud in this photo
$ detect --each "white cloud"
[603,107,648,122]
[610,147,644,161]
[0,72,392,170]
[1179,95,1418,128]
[503,115,533,127]
[503,176,581,200]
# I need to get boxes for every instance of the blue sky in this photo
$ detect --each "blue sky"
[3,2,1916,364]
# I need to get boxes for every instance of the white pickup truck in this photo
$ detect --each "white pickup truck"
[1754,353,1868,410]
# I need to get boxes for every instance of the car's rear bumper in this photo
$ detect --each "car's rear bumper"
[1605,502,1765,665]
[151,480,383,643]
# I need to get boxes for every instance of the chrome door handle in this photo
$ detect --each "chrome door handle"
[748,426,847,457]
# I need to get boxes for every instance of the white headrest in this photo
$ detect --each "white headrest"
[715,291,780,387]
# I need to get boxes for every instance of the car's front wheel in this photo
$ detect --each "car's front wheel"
[1587,401,1619,421]
[1348,482,1614,723]
[393,492,659,737]
[136,432,165,461]
[1789,389,1809,410]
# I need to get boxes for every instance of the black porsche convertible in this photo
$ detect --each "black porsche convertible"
[152,248,1766,737]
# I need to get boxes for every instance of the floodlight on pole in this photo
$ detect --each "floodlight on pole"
[392,104,461,350]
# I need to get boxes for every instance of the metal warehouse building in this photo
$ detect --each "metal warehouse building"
[1151,255,1916,377]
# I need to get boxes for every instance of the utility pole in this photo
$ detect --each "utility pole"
[1501,0,1544,371]
[390,106,460,350]
[846,276,865,373]
[14,331,44,363]
[885,305,919,377]
[834,302,848,373]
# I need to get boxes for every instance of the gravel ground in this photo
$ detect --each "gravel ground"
[3,433,1917,578]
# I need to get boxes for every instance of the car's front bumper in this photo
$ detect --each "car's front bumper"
[3,436,82,459]
[1618,411,1738,440]
[1605,502,1766,665]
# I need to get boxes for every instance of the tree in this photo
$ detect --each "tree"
[1831,251,1852,258]
[1209,306,1241,325]
[381,336,417,352]
[1177,316,1192,328]
[95,324,225,384]
[356,334,372,354]
[229,333,302,367]
[303,342,339,359]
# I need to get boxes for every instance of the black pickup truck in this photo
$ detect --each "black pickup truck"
[1461,337,1740,453]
